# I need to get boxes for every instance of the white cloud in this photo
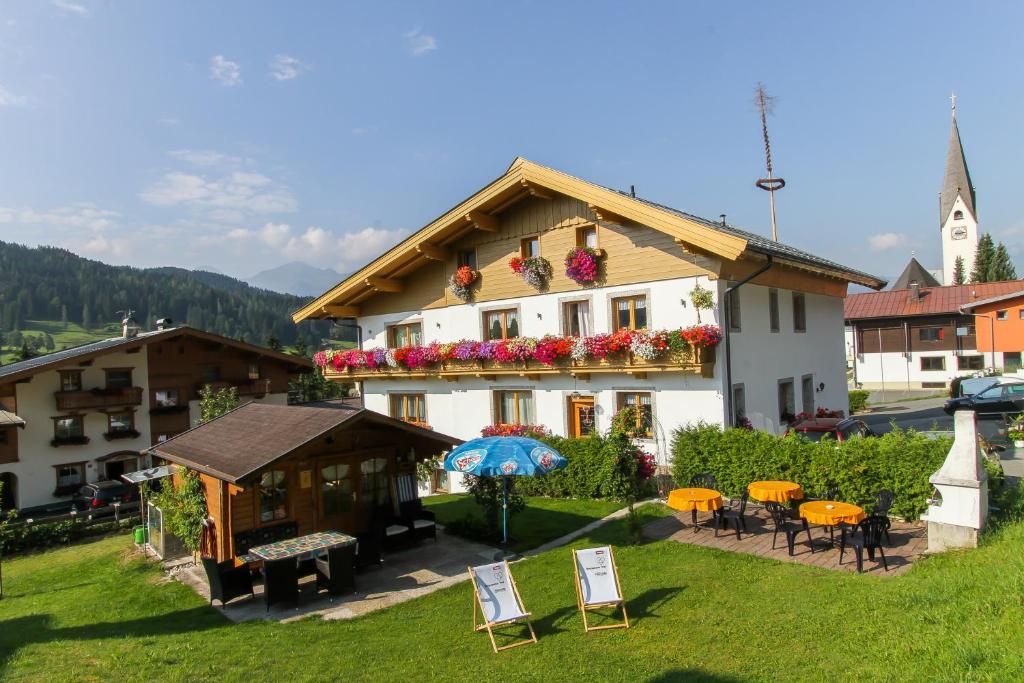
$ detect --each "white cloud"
[269,54,307,81]
[0,84,30,108]
[868,232,911,251]
[140,171,297,214]
[209,55,242,86]
[158,116,181,126]
[404,28,437,56]
[168,149,244,167]
[222,223,408,270]
[0,203,119,231]
[52,0,89,16]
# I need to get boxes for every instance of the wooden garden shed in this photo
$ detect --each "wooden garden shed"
[149,401,461,562]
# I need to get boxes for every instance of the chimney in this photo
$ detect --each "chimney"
[629,185,636,198]
[909,282,921,302]
[720,214,727,226]
[156,317,173,331]
[121,310,139,339]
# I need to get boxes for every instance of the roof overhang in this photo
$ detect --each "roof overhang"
[292,158,751,322]
[0,409,26,428]
[959,290,1024,311]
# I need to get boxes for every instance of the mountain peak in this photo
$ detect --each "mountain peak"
[245,261,346,296]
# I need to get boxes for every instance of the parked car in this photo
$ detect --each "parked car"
[72,480,138,512]
[943,380,1024,417]
[950,374,1021,399]
[786,417,876,442]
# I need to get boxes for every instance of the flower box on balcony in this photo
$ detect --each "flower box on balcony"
[104,429,141,441]
[50,435,90,448]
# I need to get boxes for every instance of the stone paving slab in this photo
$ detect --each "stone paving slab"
[645,507,926,576]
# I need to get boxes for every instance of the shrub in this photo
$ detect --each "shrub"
[670,423,950,519]
[0,514,138,555]
[848,390,870,413]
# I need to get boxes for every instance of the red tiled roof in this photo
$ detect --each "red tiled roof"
[844,280,1024,320]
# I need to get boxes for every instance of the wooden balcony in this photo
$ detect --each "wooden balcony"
[324,347,715,382]
[55,386,143,411]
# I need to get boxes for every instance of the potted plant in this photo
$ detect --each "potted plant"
[509,256,552,291]
[1009,415,1024,448]
[689,283,714,323]
[564,246,601,285]
[448,265,477,302]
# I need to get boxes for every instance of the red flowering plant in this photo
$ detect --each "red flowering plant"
[564,246,601,285]
[509,255,553,290]
[448,265,477,302]
[816,407,844,418]
[481,423,552,438]
[533,336,574,365]
[681,324,723,349]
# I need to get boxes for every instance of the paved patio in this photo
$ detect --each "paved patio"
[169,532,502,623]
[645,506,927,576]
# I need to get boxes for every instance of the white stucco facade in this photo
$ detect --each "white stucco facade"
[852,350,997,391]
[348,274,850,495]
[941,195,978,285]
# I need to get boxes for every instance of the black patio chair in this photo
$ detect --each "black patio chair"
[315,544,357,597]
[715,491,749,540]
[263,558,299,612]
[399,499,437,543]
[201,556,254,607]
[765,502,814,556]
[355,531,383,570]
[689,473,719,490]
[840,516,889,573]
[873,490,895,545]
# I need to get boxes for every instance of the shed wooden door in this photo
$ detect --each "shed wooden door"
[317,459,357,533]
[569,397,596,438]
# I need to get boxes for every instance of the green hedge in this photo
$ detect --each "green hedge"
[514,433,651,500]
[0,515,139,555]
[670,424,951,519]
[848,390,870,413]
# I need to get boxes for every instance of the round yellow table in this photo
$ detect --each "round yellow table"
[667,487,723,533]
[799,501,866,527]
[747,480,804,503]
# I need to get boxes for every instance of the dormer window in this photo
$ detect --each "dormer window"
[953,210,964,220]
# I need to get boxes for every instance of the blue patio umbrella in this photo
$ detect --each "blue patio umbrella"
[443,436,568,547]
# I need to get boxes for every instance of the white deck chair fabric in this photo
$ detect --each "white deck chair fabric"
[471,561,528,624]
[575,546,621,605]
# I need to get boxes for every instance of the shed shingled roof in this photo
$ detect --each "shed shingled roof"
[149,402,461,483]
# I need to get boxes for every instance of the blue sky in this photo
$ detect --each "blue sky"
[1,1,1022,281]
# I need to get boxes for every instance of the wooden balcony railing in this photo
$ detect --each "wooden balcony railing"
[324,347,715,382]
[55,386,143,411]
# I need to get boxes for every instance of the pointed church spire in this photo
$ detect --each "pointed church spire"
[940,94,976,224]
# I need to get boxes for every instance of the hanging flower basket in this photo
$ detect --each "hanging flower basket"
[448,265,478,302]
[564,246,601,285]
[509,256,552,291]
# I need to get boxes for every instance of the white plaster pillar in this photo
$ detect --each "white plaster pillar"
[923,410,989,552]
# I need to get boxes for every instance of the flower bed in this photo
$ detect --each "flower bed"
[313,325,722,373]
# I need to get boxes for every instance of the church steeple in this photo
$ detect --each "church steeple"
[940,93,976,224]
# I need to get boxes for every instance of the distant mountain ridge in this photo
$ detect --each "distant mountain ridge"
[0,242,331,347]
[245,261,346,296]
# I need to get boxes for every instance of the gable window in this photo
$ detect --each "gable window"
[247,363,260,380]
[726,284,741,332]
[387,322,422,348]
[59,370,83,392]
[495,390,534,425]
[576,226,598,249]
[54,462,86,495]
[953,210,964,220]
[957,355,984,370]
[996,310,1008,321]
[778,379,795,424]
[105,368,133,390]
[154,389,179,407]
[616,392,653,439]
[53,415,86,444]
[768,289,780,333]
[919,327,944,342]
[390,393,426,424]
[521,237,540,258]
[258,470,288,523]
[485,309,519,340]
[612,295,648,331]
[801,374,814,415]
[792,293,807,333]
[562,300,592,337]
[921,356,946,371]
[200,366,221,385]
[457,249,478,271]
[106,410,136,438]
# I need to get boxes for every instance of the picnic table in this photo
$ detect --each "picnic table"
[247,530,356,563]
[747,480,804,504]
[667,487,723,532]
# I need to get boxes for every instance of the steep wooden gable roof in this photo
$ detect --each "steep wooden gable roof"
[294,158,884,322]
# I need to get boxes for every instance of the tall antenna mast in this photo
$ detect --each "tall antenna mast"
[754,82,785,241]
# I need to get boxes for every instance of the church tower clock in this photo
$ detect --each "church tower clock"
[940,94,979,285]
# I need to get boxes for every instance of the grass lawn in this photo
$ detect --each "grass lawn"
[0,320,118,364]
[423,494,625,552]
[2,496,1024,682]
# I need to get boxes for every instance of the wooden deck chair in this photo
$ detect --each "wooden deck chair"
[468,561,538,653]
[572,546,629,633]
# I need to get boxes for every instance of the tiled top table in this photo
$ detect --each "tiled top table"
[246,530,356,563]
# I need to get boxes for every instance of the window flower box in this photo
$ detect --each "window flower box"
[50,435,90,447]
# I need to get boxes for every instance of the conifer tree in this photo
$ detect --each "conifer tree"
[992,243,1018,281]
[970,234,996,283]
[952,256,966,285]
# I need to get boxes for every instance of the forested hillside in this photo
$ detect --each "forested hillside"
[0,242,334,347]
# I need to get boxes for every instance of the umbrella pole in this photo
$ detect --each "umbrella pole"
[502,476,509,551]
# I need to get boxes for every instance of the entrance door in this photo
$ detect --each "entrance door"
[569,397,596,437]
[358,454,392,531]
[318,460,357,533]
[105,458,136,481]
